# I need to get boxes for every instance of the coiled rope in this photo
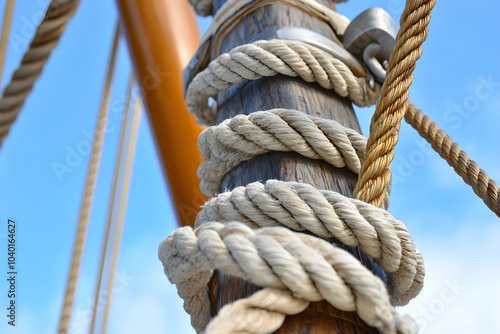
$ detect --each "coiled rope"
[160,219,419,333]
[159,0,431,333]
[197,108,391,209]
[187,39,380,126]
[161,0,500,333]
[0,0,80,147]
[195,180,424,305]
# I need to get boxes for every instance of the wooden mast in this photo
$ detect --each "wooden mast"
[210,0,384,332]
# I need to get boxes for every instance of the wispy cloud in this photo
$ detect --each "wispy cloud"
[401,220,500,333]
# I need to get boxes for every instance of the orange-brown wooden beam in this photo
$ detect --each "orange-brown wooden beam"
[116,0,208,227]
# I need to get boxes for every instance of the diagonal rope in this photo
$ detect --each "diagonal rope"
[405,101,500,217]
[0,0,15,90]
[87,73,135,334]
[0,0,80,147]
[354,0,436,208]
[57,21,120,334]
[100,94,142,334]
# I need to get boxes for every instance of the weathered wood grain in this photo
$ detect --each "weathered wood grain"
[209,1,384,332]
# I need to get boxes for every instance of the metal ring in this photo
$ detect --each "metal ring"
[363,43,387,83]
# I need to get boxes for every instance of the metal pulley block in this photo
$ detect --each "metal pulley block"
[343,7,399,84]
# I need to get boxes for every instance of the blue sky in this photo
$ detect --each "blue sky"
[0,1,499,333]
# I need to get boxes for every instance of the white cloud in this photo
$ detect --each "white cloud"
[400,220,500,333]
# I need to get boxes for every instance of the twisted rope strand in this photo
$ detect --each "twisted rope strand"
[205,288,309,334]
[405,101,500,217]
[187,39,380,125]
[196,180,423,305]
[198,109,366,194]
[159,221,417,334]
[353,0,436,208]
[0,0,80,147]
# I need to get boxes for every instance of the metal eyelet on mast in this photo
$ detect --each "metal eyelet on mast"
[343,7,398,85]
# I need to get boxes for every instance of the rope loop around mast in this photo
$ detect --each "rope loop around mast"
[197,108,392,209]
[186,39,380,126]
[160,219,419,333]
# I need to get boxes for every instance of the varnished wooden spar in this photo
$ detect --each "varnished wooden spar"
[211,0,384,332]
[116,0,209,228]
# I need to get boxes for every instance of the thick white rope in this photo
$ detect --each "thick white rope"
[161,1,425,333]
[159,220,418,334]
[167,41,419,334]
[0,0,80,147]
[198,108,366,195]
[204,288,310,334]
[186,39,380,126]
[197,108,391,209]
[195,180,424,306]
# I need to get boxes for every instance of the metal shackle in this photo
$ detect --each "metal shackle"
[343,7,398,83]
